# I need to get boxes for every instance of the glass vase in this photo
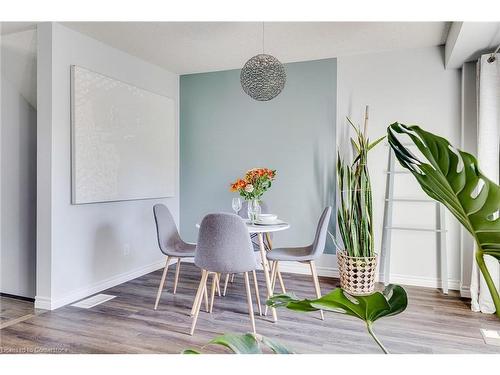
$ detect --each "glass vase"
[247,199,261,224]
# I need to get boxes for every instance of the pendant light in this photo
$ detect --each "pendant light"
[240,22,286,101]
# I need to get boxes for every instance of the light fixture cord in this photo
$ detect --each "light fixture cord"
[262,22,265,54]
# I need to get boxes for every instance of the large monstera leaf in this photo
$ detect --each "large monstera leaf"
[182,333,293,354]
[268,284,407,353]
[387,123,500,317]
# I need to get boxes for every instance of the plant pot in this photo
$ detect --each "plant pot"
[337,250,377,296]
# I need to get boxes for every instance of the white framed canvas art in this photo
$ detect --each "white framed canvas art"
[70,65,176,204]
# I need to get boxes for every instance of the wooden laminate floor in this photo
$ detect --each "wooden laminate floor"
[0,296,39,331]
[1,262,500,354]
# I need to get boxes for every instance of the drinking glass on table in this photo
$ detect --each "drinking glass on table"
[232,197,242,215]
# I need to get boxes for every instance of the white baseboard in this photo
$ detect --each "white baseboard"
[35,258,174,310]
[278,261,339,278]
[279,264,461,291]
[387,273,461,291]
[34,296,53,310]
[183,256,339,277]
[183,256,461,292]
[460,285,471,298]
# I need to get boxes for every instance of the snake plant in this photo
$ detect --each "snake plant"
[183,333,293,354]
[388,123,500,318]
[267,284,408,354]
[336,113,385,257]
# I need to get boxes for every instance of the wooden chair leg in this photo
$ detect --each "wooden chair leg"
[173,258,182,295]
[309,260,324,320]
[251,270,262,316]
[230,274,235,283]
[265,261,279,316]
[243,272,256,334]
[265,232,273,250]
[223,274,230,296]
[272,261,279,294]
[190,270,205,315]
[190,270,209,316]
[203,282,209,312]
[215,273,221,296]
[154,256,170,310]
[190,270,209,335]
[277,265,287,293]
[265,234,286,293]
[209,273,217,313]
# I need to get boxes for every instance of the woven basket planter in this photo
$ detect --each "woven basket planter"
[337,250,377,296]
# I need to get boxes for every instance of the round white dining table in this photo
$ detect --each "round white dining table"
[195,220,290,322]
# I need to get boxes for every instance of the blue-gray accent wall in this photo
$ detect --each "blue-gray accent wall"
[180,58,337,253]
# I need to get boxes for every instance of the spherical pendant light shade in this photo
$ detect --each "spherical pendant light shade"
[240,54,286,101]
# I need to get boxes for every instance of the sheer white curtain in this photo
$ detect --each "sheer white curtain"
[470,53,500,314]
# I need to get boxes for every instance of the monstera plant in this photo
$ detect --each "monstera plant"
[388,123,500,318]
[185,286,407,354]
[183,333,293,354]
[268,284,407,354]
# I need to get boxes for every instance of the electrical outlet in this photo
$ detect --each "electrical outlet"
[123,243,131,256]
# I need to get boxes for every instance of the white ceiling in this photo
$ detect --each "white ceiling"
[445,22,500,68]
[0,22,450,75]
[0,22,36,36]
[59,22,450,75]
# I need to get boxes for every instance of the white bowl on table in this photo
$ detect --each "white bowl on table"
[257,214,278,224]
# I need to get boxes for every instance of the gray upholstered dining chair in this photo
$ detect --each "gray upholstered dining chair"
[153,204,209,310]
[190,213,260,335]
[225,200,285,298]
[266,206,332,320]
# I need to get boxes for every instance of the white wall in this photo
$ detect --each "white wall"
[36,23,180,309]
[1,29,37,298]
[337,46,462,289]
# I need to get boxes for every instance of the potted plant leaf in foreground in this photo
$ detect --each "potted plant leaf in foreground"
[387,123,500,318]
[267,284,407,354]
[183,333,293,354]
[183,285,408,353]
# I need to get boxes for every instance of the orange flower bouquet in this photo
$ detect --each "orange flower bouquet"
[230,168,276,201]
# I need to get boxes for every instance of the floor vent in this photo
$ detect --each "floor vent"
[480,329,500,347]
[71,294,116,309]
